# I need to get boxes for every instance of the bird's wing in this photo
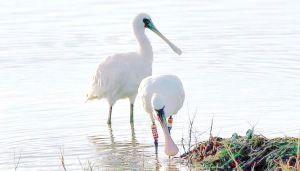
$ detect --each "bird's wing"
[86,53,133,101]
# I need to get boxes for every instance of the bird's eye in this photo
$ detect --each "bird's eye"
[143,18,150,23]
[143,18,150,28]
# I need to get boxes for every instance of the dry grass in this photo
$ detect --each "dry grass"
[58,147,98,171]
[277,135,300,171]
[78,158,96,171]
[223,143,243,171]
[60,148,67,171]
[13,151,21,171]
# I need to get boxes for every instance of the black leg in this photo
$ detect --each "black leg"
[130,103,134,123]
[107,106,112,125]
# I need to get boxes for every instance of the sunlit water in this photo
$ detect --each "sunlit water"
[1,0,300,170]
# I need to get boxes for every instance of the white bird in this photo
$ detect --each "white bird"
[138,75,185,156]
[86,13,181,124]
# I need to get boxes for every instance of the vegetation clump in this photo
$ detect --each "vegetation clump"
[180,130,300,171]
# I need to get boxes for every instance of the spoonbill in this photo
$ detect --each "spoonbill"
[138,75,185,156]
[86,13,181,124]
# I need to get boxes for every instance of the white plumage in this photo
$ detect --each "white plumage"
[87,13,181,124]
[138,74,185,156]
[139,75,185,119]
[88,52,151,106]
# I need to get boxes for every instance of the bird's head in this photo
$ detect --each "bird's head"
[133,13,182,55]
[152,94,167,130]
[151,94,178,156]
[133,13,154,30]
[151,93,164,109]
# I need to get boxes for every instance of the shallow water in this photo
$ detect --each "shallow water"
[1,0,300,170]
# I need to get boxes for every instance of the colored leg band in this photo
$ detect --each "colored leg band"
[167,117,173,133]
[151,124,158,140]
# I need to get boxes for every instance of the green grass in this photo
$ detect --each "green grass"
[181,132,300,170]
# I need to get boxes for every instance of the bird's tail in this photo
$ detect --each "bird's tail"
[86,77,104,102]
[86,87,100,102]
[86,67,103,102]
[85,94,98,102]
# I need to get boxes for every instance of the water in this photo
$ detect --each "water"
[1,0,300,170]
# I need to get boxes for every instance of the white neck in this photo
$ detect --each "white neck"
[134,27,153,58]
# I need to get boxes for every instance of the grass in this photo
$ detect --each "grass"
[13,151,21,171]
[277,135,300,171]
[60,148,67,171]
[180,129,300,170]
[78,158,96,171]
[179,112,300,170]
[223,143,243,171]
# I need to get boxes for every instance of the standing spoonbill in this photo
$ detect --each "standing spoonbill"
[138,75,185,156]
[86,13,181,124]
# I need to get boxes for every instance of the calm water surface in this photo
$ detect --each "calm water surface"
[1,0,300,170]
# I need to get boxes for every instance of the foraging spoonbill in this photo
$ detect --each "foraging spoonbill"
[86,13,181,125]
[138,75,185,156]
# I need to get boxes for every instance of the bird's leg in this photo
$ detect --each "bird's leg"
[107,106,112,125]
[167,116,173,134]
[151,122,159,154]
[130,103,134,123]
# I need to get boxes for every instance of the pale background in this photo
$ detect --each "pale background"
[0,0,299,170]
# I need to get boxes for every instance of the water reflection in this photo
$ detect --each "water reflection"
[108,124,116,150]
[130,123,137,148]
[154,156,182,171]
[88,124,181,170]
[166,159,180,171]
[88,124,148,169]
